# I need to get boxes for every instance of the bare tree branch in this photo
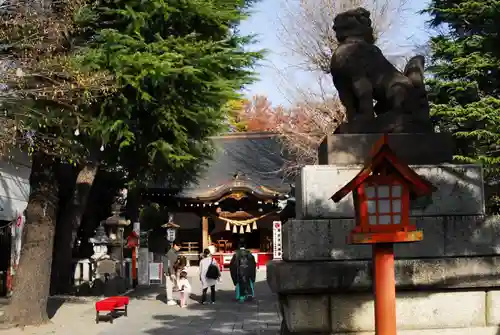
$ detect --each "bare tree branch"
[269,0,412,176]
[277,0,411,73]
[276,82,345,178]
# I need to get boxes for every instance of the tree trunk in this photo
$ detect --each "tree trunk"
[49,164,77,295]
[50,162,98,294]
[6,151,59,327]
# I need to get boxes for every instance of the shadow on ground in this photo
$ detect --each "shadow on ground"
[142,280,280,335]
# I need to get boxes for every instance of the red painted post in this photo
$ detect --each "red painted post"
[131,247,137,283]
[373,243,397,335]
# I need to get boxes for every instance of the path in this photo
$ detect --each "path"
[0,268,281,335]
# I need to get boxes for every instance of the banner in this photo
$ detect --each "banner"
[272,220,282,260]
[8,213,24,294]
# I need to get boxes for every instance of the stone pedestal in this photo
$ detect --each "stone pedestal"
[266,132,500,334]
[318,133,454,165]
[295,164,485,219]
[268,257,500,334]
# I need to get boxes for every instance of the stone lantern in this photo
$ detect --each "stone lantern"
[103,188,130,277]
[89,224,111,261]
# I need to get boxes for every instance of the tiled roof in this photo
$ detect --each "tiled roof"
[178,132,292,199]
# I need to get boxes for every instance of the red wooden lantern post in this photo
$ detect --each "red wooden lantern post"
[126,231,139,286]
[331,135,436,335]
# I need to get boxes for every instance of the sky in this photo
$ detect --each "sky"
[238,0,432,107]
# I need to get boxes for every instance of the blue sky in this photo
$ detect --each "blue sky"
[238,0,432,106]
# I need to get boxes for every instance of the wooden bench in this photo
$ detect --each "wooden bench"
[95,296,129,324]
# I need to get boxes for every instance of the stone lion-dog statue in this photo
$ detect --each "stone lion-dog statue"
[330,7,430,130]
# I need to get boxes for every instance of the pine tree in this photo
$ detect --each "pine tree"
[424,0,500,211]
[83,0,263,181]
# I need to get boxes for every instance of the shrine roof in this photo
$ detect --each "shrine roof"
[331,135,436,202]
[153,132,293,201]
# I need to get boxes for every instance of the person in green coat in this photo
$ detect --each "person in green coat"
[229,238,257,303]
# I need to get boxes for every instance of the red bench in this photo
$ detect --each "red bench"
[95,296,130,324]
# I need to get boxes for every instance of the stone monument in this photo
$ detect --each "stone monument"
[319,7,454,166]
[267,7,500,335]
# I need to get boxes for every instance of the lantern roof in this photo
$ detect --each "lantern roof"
[331,134,436,203]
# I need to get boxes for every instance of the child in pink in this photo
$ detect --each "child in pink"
[178,270,191,308]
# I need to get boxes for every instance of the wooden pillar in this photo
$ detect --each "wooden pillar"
[373,243,396,335]
[202,216,209,251]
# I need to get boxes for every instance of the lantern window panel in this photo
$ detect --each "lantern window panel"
[392,199,402,213]
[367,200,377,214]
[392,184,402,197]
[365,186,376,198]
[393,214,401,224]
[369,215,377,225]
[378,199,391,213]
[379,215,391,225]
[377,185,390,198]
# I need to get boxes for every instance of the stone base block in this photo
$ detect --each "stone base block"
[282,295,330,333]
[486,290,500,325]
[280,291,490,333]
[331,291,485,332]
[319,133,454,165]
[295,164,485,219]
[267,257,500,294]
[337,328,499,335]
[282,216,500,261]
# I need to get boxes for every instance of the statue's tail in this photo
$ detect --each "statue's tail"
[404,55,430,119]
[404,55,425,88]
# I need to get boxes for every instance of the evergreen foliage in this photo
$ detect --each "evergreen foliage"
[0,0,262,185]
[424,0,500,211]
[85,0,262,184]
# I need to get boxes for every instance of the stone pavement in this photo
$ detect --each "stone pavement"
[0,268,281,335]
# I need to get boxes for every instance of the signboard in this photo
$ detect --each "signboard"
[149,262,163,283]
[273,220,282,260]
[166,228,176,242]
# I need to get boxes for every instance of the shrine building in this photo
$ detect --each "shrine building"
[141,131,294,267]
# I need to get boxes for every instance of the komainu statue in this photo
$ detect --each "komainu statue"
[330,7,432,133]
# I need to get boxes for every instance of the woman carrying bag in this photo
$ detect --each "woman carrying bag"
[199,248,221,304]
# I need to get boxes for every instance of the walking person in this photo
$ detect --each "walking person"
[229,239,256,303]
[162,240,181,306]
[199,248,220,304]
[178,270,191,308]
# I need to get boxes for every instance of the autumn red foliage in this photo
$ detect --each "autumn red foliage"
[231,94,345,176]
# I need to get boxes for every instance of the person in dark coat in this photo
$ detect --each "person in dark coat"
[229,238,256,303]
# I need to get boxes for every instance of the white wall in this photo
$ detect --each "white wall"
[0,150,30,221]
